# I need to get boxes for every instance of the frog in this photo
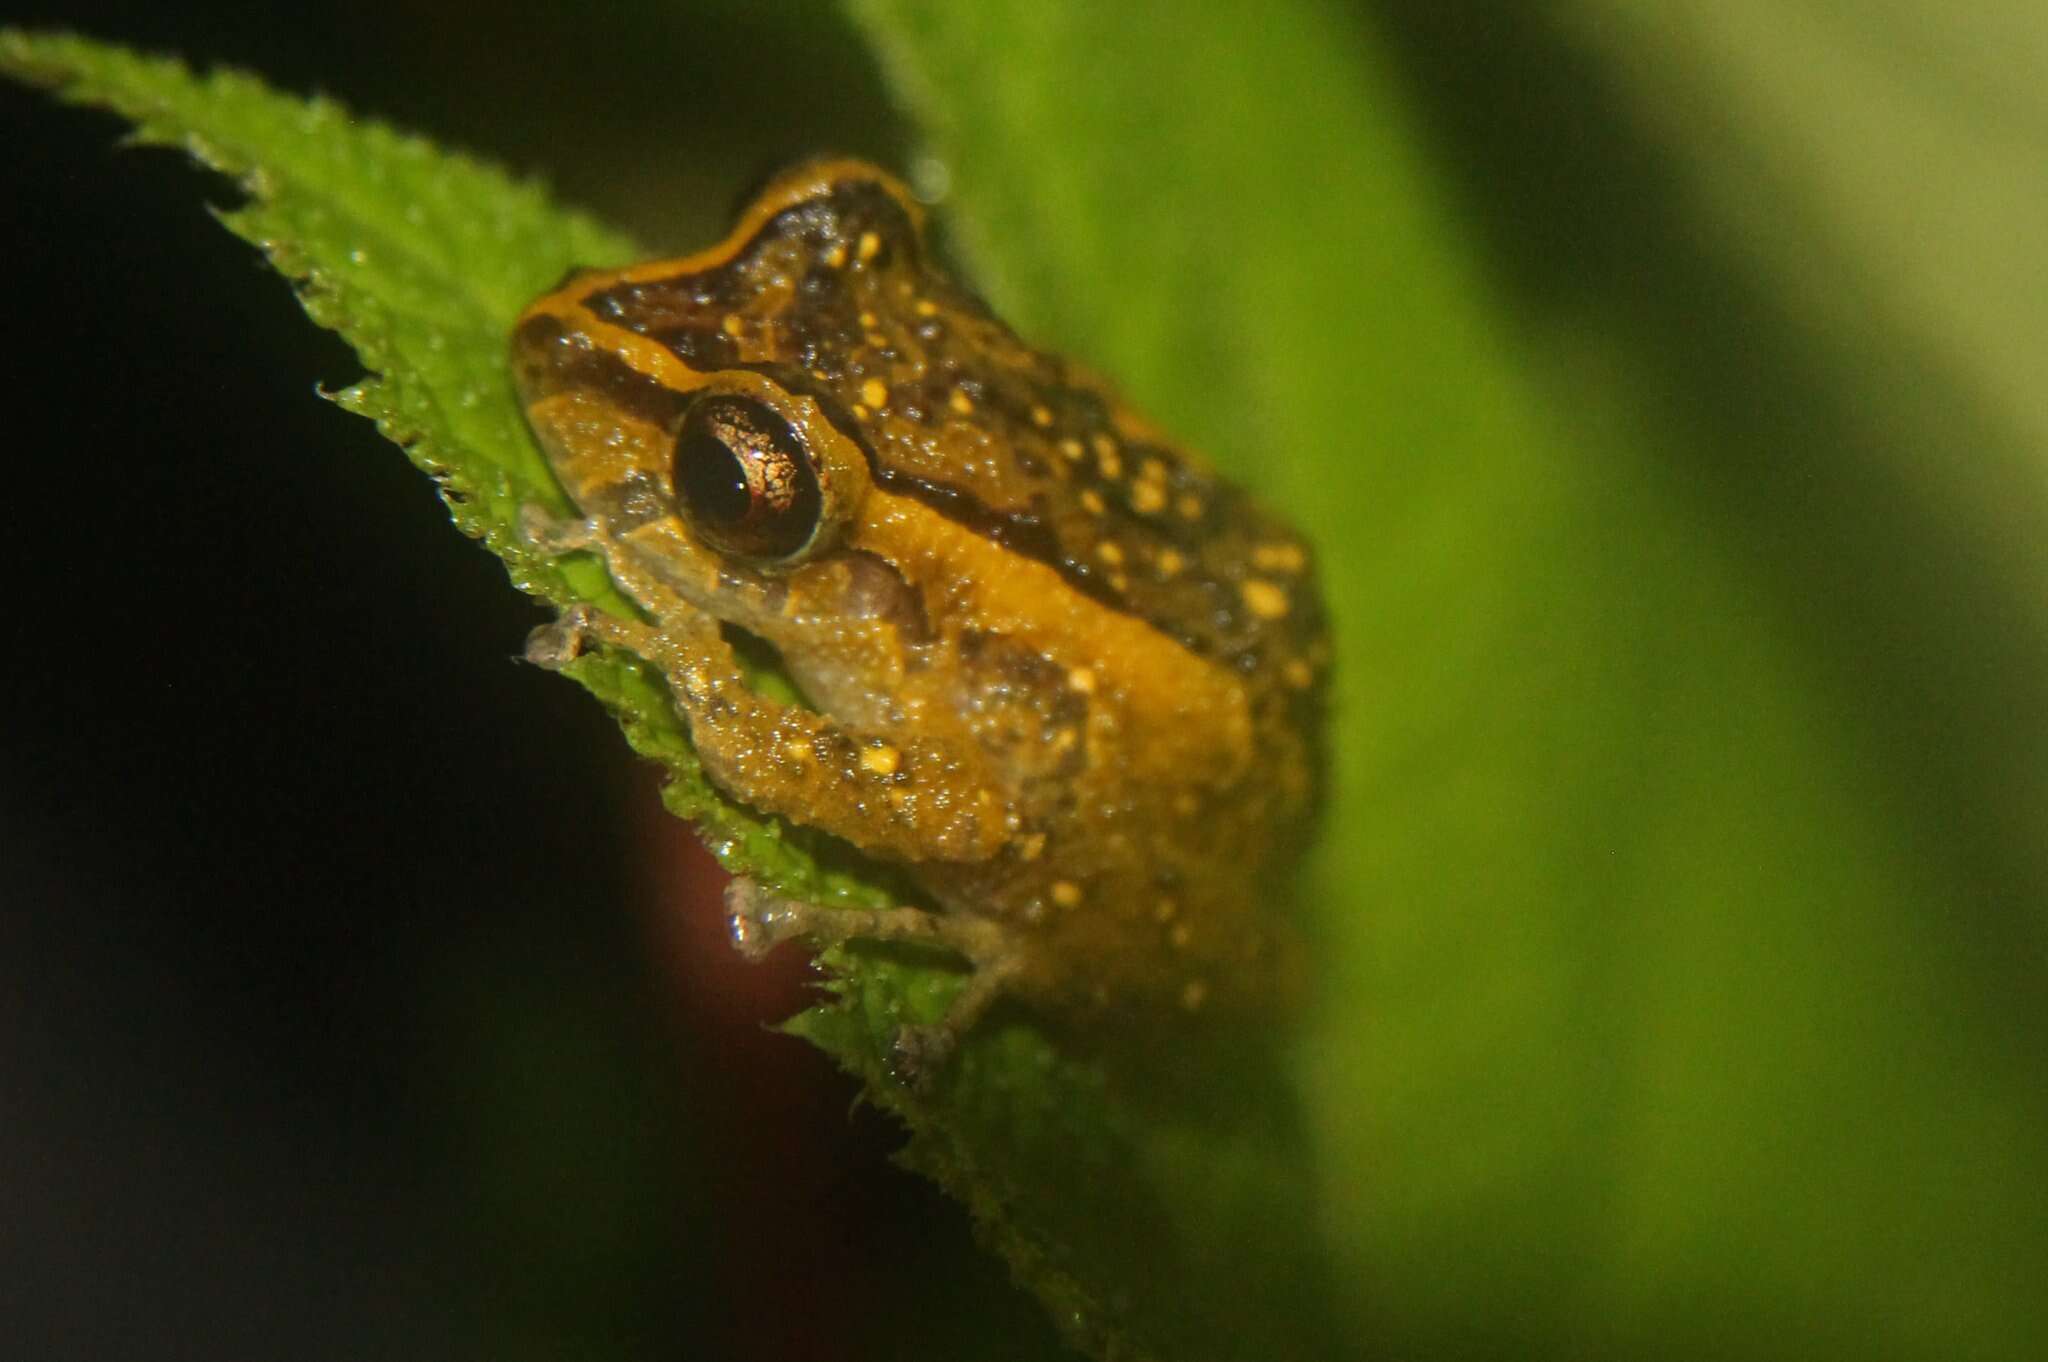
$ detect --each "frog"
[511,159,1327,1077]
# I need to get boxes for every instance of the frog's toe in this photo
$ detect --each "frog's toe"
[523,603,600,669]
[526,602,670,671]
[721,878,1030,1085]
[517,503,601,554]
[724,877,813,960]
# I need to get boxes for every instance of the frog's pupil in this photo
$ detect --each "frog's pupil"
[680,426,750,521]
[675,395,821,561]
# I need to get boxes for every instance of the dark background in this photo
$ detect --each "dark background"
[7,2,2045,1359]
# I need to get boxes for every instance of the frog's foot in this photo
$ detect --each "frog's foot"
[725,877,1024,1086]
[524,601,667,670]
[883,952,1025,1087]
[517,503,603,555]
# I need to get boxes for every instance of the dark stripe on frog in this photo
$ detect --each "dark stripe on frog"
[868,467,1134,614]
[514,314,688,434]
[771,380,1166,625]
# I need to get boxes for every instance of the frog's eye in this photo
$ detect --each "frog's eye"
[673,394,824,562]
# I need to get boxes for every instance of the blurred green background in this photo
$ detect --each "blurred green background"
[3,2,2043,1359]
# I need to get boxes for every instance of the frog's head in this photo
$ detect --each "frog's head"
[511,160,1000,728]
[509,160,943,571]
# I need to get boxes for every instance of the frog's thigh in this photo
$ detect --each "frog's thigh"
[532,604,1009,865]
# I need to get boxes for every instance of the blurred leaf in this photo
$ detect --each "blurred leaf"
[1562,2,2048,511]
[850,2,2048,1360]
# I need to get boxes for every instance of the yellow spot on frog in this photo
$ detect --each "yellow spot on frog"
[1080,489,1107,515]
[1051,880,1085,910]
[861,743,903,776]
[1030,403,1055,428]
[857,230,882,263]
[1283,657,1316,690]
[1058,437,1086,461]
[861,378,890,409]
[1097,541,1125,567]
[1252,542,1307,574]
[914,297,940,317]
[1155,546,1186,576]
[1067,666,1097,695]
[1176,493,1205,520]
[949,388,975,415]
[720,314,745,338]
[1129,481,1168,515]
[1240,578,1290,620]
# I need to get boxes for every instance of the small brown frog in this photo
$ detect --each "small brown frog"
[512,160,1326,1074]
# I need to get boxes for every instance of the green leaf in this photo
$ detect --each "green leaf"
[849,3,2048,1360]
[1562,0,2048,529]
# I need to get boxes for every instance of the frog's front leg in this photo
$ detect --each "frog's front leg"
[527,602,1013,866]
[727,877,1027,1083]
[517,503,602,555]
[522,508,1034,1079]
